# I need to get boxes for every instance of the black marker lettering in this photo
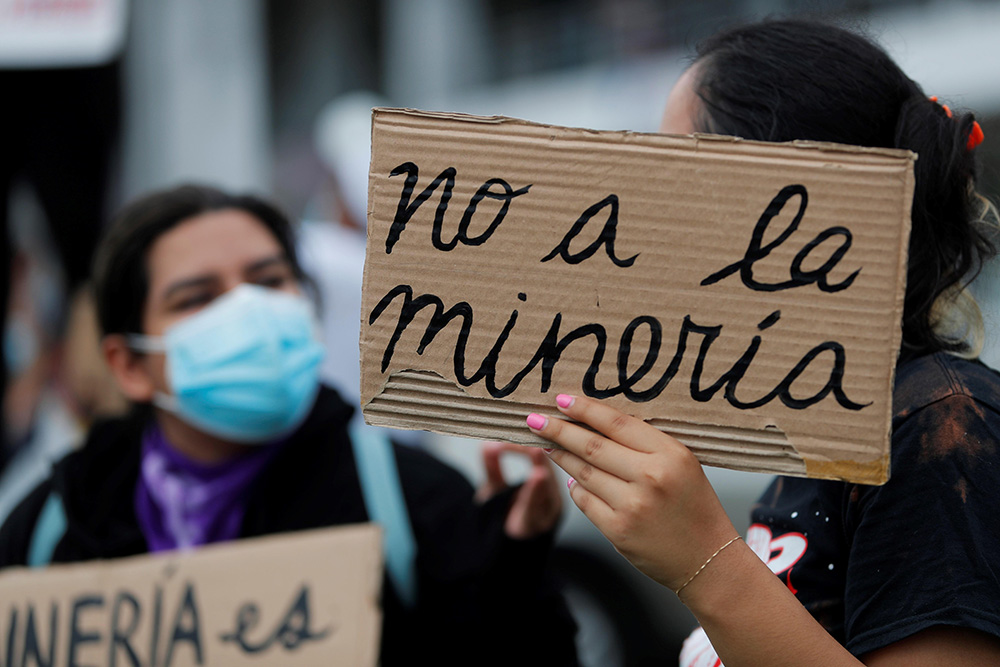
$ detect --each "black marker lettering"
[150,586,162,667]
[385,162,455,254]
[558,324,610,398]
[445,178,531,250]
[776,342,868,410]
[109,592,141,667]
[494,313,566,396]
[5,607,17,667]
[618,316,689,403]
[368,285,472,375]
[370,286,866,411]
[67,596,103,667]
[615,316,662,398]
[162,584,202,667]
[689,312,777,409]
[385,163,530,254]
[272,588,331,651]
[790,226,859,292]
[220,586,330,654]
[219,604,261,654]
[700,185,860,292]
[542,195,638,267]
[758,310,781,330]
[22,603,57,667]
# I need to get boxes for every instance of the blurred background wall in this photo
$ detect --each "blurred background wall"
[116,0,1000,362]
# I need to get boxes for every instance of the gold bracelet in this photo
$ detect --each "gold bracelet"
[673,535,742,596]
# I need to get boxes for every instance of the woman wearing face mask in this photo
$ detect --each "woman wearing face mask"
[527,19,1000,667]
[0,184,578,666]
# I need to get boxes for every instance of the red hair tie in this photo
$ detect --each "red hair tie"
[967,121,985,151]
[929,96,953,117]
[930,96,985,151]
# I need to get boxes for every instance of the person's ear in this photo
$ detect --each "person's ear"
[102,334,156,403]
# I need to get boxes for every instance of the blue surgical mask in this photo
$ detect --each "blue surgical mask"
[129,284,325,443]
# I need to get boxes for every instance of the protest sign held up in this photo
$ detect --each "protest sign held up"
[360,109,915,484]
[0,525,382,667]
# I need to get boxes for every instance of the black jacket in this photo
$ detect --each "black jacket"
[0,386,578,665]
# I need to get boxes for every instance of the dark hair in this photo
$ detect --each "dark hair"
[691,18,995,358]
[93,184,307,336]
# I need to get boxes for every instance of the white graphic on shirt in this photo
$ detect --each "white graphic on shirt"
[747,524,808,577]
[679,627,720,667]
[679,524,809,667]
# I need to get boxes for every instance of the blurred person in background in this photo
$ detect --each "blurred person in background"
[297,90,433,466]
[0,0,127,472]
[0,184,578,665]
[296,91,423,442]
[530,18,1000,667]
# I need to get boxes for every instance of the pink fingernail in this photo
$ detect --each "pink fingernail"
[526,413,548,430]
[556,394,575,409]
[567,477,576,490]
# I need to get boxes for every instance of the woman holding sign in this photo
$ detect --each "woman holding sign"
[0,184,578,665]
[529,18,1000,667]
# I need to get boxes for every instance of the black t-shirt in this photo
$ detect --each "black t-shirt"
[749,353,1000,656]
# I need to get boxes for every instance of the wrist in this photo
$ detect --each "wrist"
[676,538,766,617]
[673,535,743,596]
[674,535,861,667]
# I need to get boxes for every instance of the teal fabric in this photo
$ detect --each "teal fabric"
[350,423,418,607]
[27,491,67,567]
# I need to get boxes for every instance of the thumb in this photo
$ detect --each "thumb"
[476,441,508,502]
[504,465,561,539]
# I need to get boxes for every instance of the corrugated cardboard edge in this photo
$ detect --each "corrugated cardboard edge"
[799,152,913,486]
[364,370,899,483]
[364,108,916,485]
[364,370,809,478]
[805,454,891,486]
[373,107,918,160]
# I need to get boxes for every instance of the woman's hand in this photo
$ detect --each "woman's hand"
[528,395,1000,667]
[527,393,738,593]
[476,441,563,540]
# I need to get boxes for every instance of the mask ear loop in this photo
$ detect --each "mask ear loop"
[125,334,180,412]
[150,392,182,414]
[127,334,167,354]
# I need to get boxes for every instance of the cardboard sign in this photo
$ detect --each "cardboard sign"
[360,109,915,484]
[0,525,382,667]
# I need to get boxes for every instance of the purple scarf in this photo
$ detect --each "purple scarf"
[134,425,282,552]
